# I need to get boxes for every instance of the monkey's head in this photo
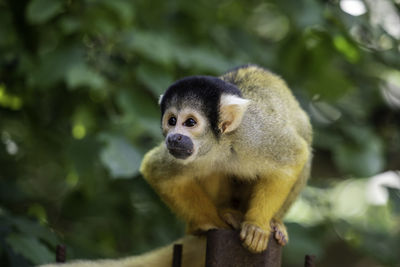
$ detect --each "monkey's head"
[159,76,250,163]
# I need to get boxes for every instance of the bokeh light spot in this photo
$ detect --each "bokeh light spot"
[72,124,86,139]
[340,0,367,16]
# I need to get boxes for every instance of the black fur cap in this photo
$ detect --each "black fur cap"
[160,76,242,137]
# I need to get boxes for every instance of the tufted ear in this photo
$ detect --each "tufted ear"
[158,94,164,105]
[219,94,250,134]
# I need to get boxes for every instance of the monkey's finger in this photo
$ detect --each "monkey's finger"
[262,234,269,251]
[244,226,256,248]
[278,232,284,246]
[274,230,287,246]
[240,225,248,241]
[255,231,266,252]
[274,230,281,242]
[281,235,287,246]
[250,228,263,252]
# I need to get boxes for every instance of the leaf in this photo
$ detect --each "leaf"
[67,138,102,176]
[333,35,360,63]
[59,16,81,34]
[116,89,159,119]
[6,233,54,265]
[99,134,142,178]
[66,63,106,90]
[136,65,173,96]
[115,89,162,140]
[11,217,58,246]
[305,59,354,100]
[334,135,384,177]
[125,31,175,65]
[100,0,135,26]
[176,46,233,73]
[26,0,63,24]
[29,44,84,89]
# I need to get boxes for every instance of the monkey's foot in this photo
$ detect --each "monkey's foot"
[271,220,288,246]
[220,209,244,230]
[240,222,270,253]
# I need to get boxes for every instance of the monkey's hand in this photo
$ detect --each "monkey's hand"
[219,209,244,230]
[271,219,288,246]
[240,221,270,253]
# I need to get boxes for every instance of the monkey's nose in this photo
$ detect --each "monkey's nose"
[166,134,194,159]
[167,134,185,146]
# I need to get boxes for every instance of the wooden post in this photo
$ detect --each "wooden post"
[205,229,282,267]
[304,255,316,267]
[56,244,66,263]
[172,244,183,267]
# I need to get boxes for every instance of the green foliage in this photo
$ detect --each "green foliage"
[1,214,57,266]
[99,134,142,178]
[26,0,63,25]
[1,0,400,266]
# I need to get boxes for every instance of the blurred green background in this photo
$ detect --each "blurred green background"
[1,0,400,266]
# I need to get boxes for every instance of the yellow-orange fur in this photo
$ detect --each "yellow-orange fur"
[39,65,312,267]
[141,65,312,252]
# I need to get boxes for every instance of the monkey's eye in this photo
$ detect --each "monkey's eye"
[183,118,197,127]
[168,116,177,126]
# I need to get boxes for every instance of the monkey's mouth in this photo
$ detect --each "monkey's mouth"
[167,148,193,159]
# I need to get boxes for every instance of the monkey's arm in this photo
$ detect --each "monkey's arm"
[241,142,310,253]
[140,145,229,232]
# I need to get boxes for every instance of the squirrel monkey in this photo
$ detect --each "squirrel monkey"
[39,65,311,267]
[141,64,312,253]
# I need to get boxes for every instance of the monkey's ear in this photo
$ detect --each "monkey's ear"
[158,94,164,105]
[219,94,250,134]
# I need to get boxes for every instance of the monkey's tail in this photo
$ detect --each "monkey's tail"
[39,235,206,267]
